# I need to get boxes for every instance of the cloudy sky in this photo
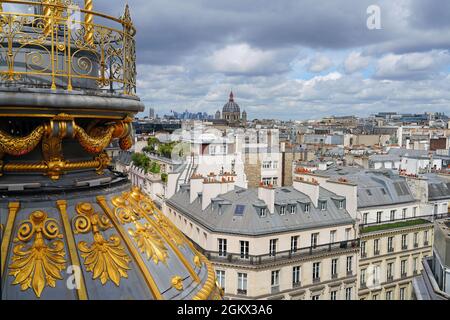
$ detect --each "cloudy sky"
[98,0,450,120]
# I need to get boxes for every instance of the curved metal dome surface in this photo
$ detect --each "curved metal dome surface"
[222,91,241,114]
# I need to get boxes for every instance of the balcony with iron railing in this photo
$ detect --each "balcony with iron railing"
[201,239,360,267]
[0,0,137,97]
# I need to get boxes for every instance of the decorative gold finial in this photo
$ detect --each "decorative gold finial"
[84,0,94,46]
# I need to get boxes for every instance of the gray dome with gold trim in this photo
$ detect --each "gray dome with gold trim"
[0,0,222,300]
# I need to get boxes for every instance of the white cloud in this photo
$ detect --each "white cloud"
[344,51,371,74]
[306,55,333,73]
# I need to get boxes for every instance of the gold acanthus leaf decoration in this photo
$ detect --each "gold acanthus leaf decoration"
[129,221,168,265]
[8,211,66,298]
[73,203,131,286]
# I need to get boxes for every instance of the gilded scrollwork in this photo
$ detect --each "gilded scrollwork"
[73,203,131,286]
[8,210,67,298]
[0,125,46,156]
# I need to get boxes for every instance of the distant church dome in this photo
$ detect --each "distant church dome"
[222,91,240,114]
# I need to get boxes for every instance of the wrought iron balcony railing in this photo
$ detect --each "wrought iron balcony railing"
[0,0,136,96]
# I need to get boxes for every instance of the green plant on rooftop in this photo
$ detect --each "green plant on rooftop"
[361,219,431,234]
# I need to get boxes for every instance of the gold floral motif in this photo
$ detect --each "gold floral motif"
[73,203,131,286]
[129,221,168,265]
[8,210,66,298]
[171,276,184,291]
[193,255,202,269]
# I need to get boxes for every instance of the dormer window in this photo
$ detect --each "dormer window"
[289,205,296,214]
[338,200,344,209]
[280,206,286,216]
[259,208,268,218]
[319,201,327,211]
[305,203,310,213]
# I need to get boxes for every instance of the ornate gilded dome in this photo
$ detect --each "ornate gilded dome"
[222,91,241,114]
[0,0,222,300]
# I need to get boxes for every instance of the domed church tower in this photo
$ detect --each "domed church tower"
[222,91,241,124]
[0,0,221,300]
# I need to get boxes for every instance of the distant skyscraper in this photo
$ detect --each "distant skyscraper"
[148,107,155,119]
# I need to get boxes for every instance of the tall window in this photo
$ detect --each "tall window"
[218,238,227,257]
[363,213,369,225]
[311,294,320,300]
[305,203,310,213]
[259,208,268,218]
[216,270,225,290]
[361,241,367,257]
[390,210,396,221]
[413,207,417,217]
[311,233,319,248]
[373,265,380,285]
[330,291,337,300]
[360,269,366,286]
[386,290,392,300]
[289,205,296,214]
[237,273,248,295]
[240,241,249,259]
[339,200,344,209]
[414,232,419,247]
[292,266,301,287]
[388,237,394,252]
[280,206,286,216]
[271,270,280,290]
[402,208,407,219]
[401,260,407,277]
[374,239,380,255]
[424,230,429,245]
[313,262,320,281]
[331,258,338,277]
[376,211,382,223]
[269,239,278,256]
[402,234,408,249]
[320,201,326,211]
[400,287,406,300]
[346,256,353,274]
[345,228,351,241]
[387,262,394,280]
[291,236,299,253]
[345,287,352,300]
[413,257,418,274]
[329,230,337,244]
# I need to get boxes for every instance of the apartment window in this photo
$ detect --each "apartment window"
[402,234,408,250]
[346,256,353,274]
[387,262,394,281]
[329,230,337,244]
[388,237,394,252]
[414,232,419,247]
[363,213,369,225]
[240,241,249,259]
[373,294,378,300]
[361,241,367,257]
[331,258,338,278]
[376,211,382,223]
[292,266,301,287]
[259,207,268,218]
[311,233,319,248]
[360,269,366,287]
[269,239,278,257]
[262,177,271,186]
[312,262,321,281]
[291,236,299,253]
[305,203,310,213]
[374,239,380,255]
[424,230,429,245]
[311,294,320,300]
[330,291,337,300]
[413,257,418,274]
[402,208,407,219]
[345,228,351,241]
[373,265,380,285]
[345,287,352,300]
[386,290,393,300]
[218,238,227,257]
[237,273,248,295]
[273,161,278,169]
[289,205,296,214]
[413,207,417,217]
[262,161,272,169]
[401,260,407,277]
[338,200,344,209]
[216,270,225,291]
[320,201,327,211]
[271,270,280,291]
[280,206,286,216]
[390,210,396,221]
[400,287,406,300]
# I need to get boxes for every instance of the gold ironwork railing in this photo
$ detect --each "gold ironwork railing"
[0,0,136,95]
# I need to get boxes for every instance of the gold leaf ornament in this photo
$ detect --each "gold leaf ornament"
[73,203,131,286]
[128,221,168,265]
[8,211,66,298]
